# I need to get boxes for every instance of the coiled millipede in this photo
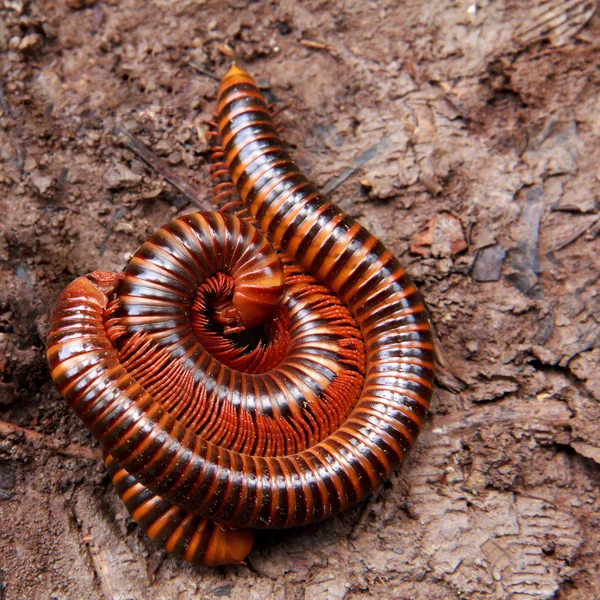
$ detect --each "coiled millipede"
[47,66,435,566]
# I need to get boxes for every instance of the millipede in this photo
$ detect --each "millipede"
[46,65,435,566]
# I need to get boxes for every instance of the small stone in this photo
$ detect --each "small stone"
[113,222,134,233]
[410,211,467,257]
[23,157,38,172]
[437,257,453,275]
[142,187,164,199]
[464,468,486,493]
[4,0,24,13]
[167,151,182,165]
[466,340,479,353]
[31,173,53,194]
[215,43,234,57]
[19,33,43,53]
[104,163,142,191]
[175,129,191,144]
[154,139,172,154]
[8,36,20,51]
[472,244,506,282]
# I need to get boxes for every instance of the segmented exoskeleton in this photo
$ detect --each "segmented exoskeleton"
[46,66,435,566]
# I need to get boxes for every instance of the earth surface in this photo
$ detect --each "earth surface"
[1,1,599,599]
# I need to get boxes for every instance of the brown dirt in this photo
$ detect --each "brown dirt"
[1,1,599,599]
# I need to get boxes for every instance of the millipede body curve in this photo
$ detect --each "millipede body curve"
[46,65,435,566]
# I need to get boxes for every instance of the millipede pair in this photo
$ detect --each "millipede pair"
[46,65,435,566]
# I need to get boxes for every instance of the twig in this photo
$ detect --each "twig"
[322,137,392,196]
[114,126,211,210]
[0,420,102,462]
[300,39,333,52]
[186,61,220,81]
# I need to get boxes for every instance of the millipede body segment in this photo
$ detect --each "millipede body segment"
[46,66,435,566]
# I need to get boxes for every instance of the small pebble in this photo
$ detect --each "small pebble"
[104,164,142,191]
[31,173,53,194]
[168,151,182,165]
[19,33,43,52]
[472,244,506,282]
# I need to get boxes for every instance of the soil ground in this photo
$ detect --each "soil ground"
[1,1,599,599]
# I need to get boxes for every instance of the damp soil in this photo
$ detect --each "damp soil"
[1,1,599,599]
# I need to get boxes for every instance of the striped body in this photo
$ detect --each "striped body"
[46,66,435,566]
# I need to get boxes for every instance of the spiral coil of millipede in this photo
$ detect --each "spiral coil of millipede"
[47,66,435,566]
